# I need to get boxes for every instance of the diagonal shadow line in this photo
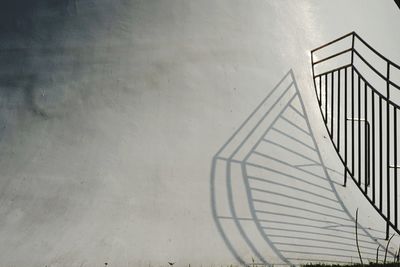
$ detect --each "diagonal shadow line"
[251,150,342,184]
[255,211,383,245]
[271,127,317,152]
[285,257,376,264]
[246,162,333,192]
[289,104,305,118]
[254,210,347,226]
[249,188,343,212]
[322,224,386,234]
[295,163,321,167]
[279,250,376,259]
[280,114,310,135]
[261,139,319,165]
[295,163,345,178]
[210,69,391,265]
[249,219,373,238]
[323,166,347,177]
[254,209,354,229]
[248,177,339,203]
[216,216,361,236]
[278,244,377,256]
[252,199,350,222]
[258,219,376,244]
[216,216,377,241]
[252,153,344,188]
[267,234,376,249]
[259,226,376,245]
[274,242,376,252]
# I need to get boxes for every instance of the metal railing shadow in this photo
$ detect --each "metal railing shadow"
[210,69,391,265]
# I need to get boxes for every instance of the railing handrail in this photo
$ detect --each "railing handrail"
[311,32,400,71]
[311,31,400,86]
[354,32,400,71]
[310,31,354,53]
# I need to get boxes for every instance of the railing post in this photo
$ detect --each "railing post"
[386,61,391,240]
[311,52,317,102]
[344,67,348,187]
[345,33,355,187]
[395,108,398,229]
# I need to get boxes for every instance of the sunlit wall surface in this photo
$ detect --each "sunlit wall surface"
[0,1,399,266]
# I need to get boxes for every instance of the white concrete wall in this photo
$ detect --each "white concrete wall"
[0,1,399,266]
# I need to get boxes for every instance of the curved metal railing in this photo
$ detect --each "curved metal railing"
[395,0,400,10]
[311,32,400,239]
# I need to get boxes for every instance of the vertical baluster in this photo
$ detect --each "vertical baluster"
[350,33,355,181]
[325,74,328,124]
[319,76,322,106]
[358,76,361,186]
[331,72,335,138]
[365,81,368,193]
[394,107,398,229]
[352,68,355,177]
[337,70,341,150]
[372,90,376,203]
[344,67,348,186]
[380,96,383,212]
[386,62,391,240]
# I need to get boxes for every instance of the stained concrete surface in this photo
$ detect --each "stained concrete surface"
[0,1,399,266]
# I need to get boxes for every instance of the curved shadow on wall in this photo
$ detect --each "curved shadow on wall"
[210,70,392,265]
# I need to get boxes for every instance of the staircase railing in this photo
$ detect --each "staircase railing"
[311,32,400,239]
